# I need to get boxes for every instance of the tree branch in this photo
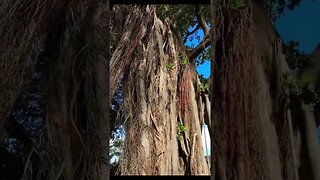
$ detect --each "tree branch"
[170,5,192,22]
[168,5,194,50]
[196,6,210,36]
[183,24,200,44]
[188,35,211,61]
[170,23,186,51]
[169,5,211,62]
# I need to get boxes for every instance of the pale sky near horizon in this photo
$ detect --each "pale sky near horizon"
[201,124,211,156]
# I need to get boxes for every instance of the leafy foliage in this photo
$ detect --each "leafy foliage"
[282,70,319,105]
[287,0,302,10]
[110,138,124,158]
[231,0,247,10]
[166,62,175,70]
[109,79,126,167]
[198,82,209,93]
[282,71,302,95]
[281,39,320,111]
[110,31,119,50]
[198,75,210,93]
[196,47,211,66]
[283,41,314,78]
[181,59,189,65]
[282,40,313,96]
[109,136,124,175]
[156,5,212,71]
[265,0,306,21]
[156,5,197,35]
[177,121,187,141]
[156,5,210,47]
[178,50,189,65]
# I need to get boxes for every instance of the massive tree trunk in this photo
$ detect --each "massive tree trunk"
[211,2,262,179]
[110,5,210,175]
[211,1,320,180]
[0,1,109,180]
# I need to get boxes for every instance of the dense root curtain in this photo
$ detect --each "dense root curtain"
[0,1,109,180]
[210,2,265,180]
[110,5,209,175]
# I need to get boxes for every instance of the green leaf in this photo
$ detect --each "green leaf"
[181,58,189,65]
[166,63,175,70]
[178,122,187,133]
[231,0,247,10]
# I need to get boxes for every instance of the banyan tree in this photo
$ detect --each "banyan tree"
[0,0,319,179]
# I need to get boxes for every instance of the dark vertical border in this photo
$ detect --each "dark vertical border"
[106,0,111,179]
[209,1,216,180]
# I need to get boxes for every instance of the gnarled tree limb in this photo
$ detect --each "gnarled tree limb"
[196,5,210,36]
[188,35,211,61]
[183,24,200,44]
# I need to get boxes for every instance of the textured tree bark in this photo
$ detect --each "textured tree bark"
[110,5,210,175]
[301,103,320,180]
[210,1,320,180]
[45,1,110,180]
[211,2,263,179]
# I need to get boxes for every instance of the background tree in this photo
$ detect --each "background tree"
[0,1,109,180]
[210,0,320,179]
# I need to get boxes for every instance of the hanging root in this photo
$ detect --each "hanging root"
[213,3,266,179]
[0,0,53,135]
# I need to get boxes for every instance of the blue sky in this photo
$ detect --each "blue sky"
[196,58,211,78]
[184,26,211,78]
[274,1,320,53]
